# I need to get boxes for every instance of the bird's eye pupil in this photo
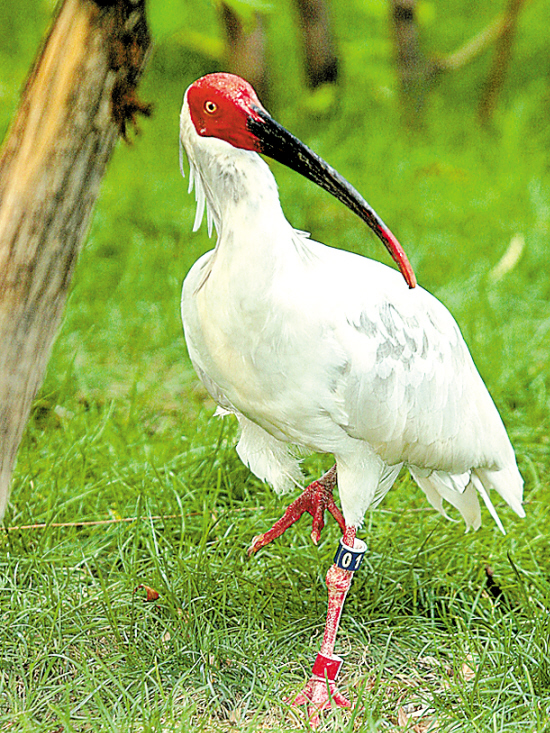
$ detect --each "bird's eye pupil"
[205,101,217,114]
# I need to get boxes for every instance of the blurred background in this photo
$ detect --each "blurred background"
[1,0,548,422]
[1,1,550,729]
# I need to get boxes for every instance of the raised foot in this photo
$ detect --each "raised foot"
[247,466,345,556]
[290,677,351,729]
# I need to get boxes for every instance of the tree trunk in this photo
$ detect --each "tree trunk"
[294,0,338,88]
[389,0,429,124]
[0,0,151,519]
[478,0,527,124]
[220,3,270,105]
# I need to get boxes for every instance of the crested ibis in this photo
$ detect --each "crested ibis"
[178,73,524,725]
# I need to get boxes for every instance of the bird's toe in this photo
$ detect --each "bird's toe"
[290,677,351,728]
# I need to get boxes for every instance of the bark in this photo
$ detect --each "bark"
[389,0,528,125]
[220,3,270,105]
[294,0,338,88]
[0,0,151,519]
[478,0,527,123]
[389,0,429,123]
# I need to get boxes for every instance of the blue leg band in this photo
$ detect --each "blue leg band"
[333,538,366,572]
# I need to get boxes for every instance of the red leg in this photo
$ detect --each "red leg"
[248,465,345,556]
[291,526,365,728]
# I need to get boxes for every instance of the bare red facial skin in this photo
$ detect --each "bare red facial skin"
[187,73,265,151]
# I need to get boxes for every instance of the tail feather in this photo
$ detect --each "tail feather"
[409,461,524,533]
[475,466,525,519]
[471,473,505,534]
[409,466,482,530]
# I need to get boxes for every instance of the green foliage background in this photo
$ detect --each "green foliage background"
[0,1,549,731]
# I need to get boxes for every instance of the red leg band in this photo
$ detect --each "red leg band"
[312,652,343,681]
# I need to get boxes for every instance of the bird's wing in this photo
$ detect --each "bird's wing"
[312,255,515,476]
[309,250,523,528]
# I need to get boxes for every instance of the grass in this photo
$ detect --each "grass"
[1,0,550,730]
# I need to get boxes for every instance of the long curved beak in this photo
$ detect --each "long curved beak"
[247,107,416,289]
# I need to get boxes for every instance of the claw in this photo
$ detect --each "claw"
[248,465,344,554]
[247,534,264,556]
[310,503,325,544]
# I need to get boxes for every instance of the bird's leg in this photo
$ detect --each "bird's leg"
[248,465,345,556]
[292,525,366,728]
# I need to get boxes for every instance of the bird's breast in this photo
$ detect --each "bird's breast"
[182,248,350,446]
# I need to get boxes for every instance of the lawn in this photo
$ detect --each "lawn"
[1,0,550,731]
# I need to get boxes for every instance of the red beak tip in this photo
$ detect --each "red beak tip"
[384,229,417,290]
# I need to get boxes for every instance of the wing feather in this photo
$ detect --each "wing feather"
[334,280,509,474]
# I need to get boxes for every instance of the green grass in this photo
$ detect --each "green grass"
[1,0,550,730]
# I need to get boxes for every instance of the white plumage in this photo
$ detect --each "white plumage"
[179,84,524,534]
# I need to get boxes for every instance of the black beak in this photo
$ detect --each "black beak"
[247,107,416,289]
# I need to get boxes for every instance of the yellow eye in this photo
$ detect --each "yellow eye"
[204,100,217,114]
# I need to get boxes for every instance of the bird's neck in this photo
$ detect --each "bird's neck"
[184,123,298,252]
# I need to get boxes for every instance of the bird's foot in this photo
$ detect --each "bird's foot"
[247,465,345,555]
[289,556,359,727]
[290,672,351,729]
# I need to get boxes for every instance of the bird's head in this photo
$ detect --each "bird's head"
[184,73,416,289]
[186,73,265,152]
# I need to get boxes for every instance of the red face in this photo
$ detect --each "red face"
[186,73,265,151]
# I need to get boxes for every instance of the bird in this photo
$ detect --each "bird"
[178,72,524,726]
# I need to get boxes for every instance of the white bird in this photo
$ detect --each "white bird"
[179,73,524,725]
